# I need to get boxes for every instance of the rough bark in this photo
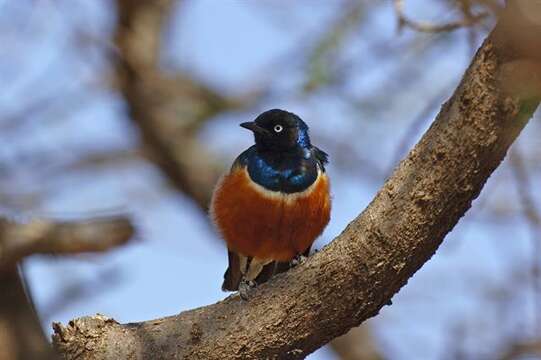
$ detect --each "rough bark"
[51,2,541,359]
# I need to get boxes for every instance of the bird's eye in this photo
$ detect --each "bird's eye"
[273,124,283,133]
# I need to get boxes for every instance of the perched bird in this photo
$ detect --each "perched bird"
[210,109,331,298]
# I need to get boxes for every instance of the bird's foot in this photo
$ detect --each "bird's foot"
[238,278,257,300]
[290,254,308,268]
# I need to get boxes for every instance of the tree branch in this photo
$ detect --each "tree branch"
[0,216,134,271]
[51,2,541,359]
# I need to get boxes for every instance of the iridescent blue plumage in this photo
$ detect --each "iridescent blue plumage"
[234,146,325,193]
[232,109,328,194]
[296,121,311,148]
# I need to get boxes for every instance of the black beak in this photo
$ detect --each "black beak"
[240,121,270,136]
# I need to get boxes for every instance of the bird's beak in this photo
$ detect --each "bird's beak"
[240,121,270,136]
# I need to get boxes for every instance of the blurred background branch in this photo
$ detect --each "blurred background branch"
[114,0,262,210]
[0,216,134,270]
[394,0,493,33]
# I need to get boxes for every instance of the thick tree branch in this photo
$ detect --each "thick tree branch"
[0,216,134,270]
[51,2,541,359]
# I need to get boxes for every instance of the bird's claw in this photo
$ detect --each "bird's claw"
[290,254,308,267]
[238,279,257,300]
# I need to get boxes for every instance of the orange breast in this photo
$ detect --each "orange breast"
[210,167,331,262]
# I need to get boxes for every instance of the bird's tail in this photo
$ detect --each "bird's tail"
[222,251,242,291]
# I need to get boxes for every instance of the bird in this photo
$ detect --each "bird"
[210,109,331,299]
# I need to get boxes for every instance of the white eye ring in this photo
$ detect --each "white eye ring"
[274,124,283,133]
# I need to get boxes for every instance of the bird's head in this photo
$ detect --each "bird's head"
[240,109,311,152]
